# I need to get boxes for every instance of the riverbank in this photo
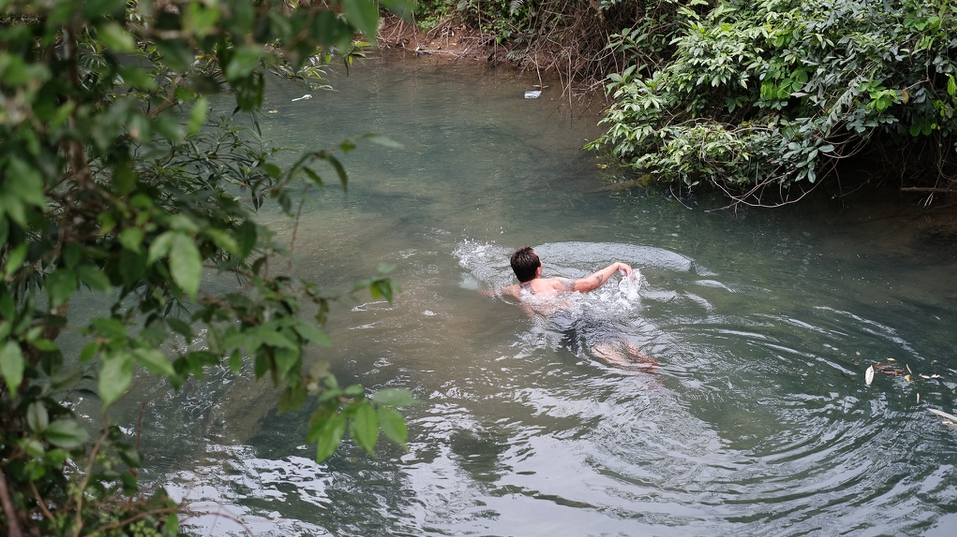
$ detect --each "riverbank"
[377,14,498,64]
[375,13,582,88]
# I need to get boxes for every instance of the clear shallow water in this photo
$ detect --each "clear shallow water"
[127,55,957,536]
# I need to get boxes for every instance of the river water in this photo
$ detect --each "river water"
[130,54,957,536]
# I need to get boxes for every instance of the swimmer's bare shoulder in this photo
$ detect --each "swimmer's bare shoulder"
[482,283,522,299]
[485,278,575,300]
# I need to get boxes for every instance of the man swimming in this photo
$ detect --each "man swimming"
[501,246,634,299]
[491,246,655,369]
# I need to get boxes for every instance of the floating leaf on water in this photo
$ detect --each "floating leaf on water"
[887,357,896,362]
[904,374,912,382]
[906,364,913,375]
[917,393,920,403]
[865,365,875,386]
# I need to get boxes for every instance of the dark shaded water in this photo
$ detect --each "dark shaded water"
[125,54,957,536]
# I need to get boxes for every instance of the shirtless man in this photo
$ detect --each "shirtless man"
[501,246,634,299]
[495,246,654,368]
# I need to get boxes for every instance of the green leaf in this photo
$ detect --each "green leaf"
[169,232,203,297]
[368,279,393,301]
[233,70,265,111]
[350,401,378,454]
[148,231,175,265]
[229,351,243,373]
[236,220,257,257]
[46,269,77,308]
[224,44,263,82]
[80,342,100,362]
[76,265,112,292]
[162,514,180,537]
[202,227,240,256]
[273,347,300,378]
[251,327,297,350]
[314,10,352,49]
[44,419,90,450]
[133,348,176,377]
[184,1,221,37]
[27,401,49,432]
[97,21,136,52]
[326,154,349,189]
[119,227,145,253]
[341,0,380,38]
[119,249,147,286]
[20,438,45,458]
[294,320,333,347]
[117,66,157,91]
[376,406,408,448]
[3,243,27,279]
[83,0,127,18]
[154,39,194,73]
[188,96,209,136]
[312,411,347,461]
[0,341,25,398]
[278,383,307,413]
[7,157,47,208]
[167,317,194,340]
[99,351,134,407]
[90,317,128,339]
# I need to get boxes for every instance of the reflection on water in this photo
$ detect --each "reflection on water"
[121,55,957,536]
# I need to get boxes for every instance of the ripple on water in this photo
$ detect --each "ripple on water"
[139,230,957,537]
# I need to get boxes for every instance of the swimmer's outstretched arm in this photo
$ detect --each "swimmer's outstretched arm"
[570,262,632,293]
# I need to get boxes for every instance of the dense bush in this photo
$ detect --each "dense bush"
[589,0,957,203]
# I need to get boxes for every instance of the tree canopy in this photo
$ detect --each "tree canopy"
[0,1,414,535]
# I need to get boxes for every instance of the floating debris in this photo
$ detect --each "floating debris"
[291,94,313,102]
[524,90,542,99]
[865,365,875,386]
[874,363,904,376]
[929,408,957,424]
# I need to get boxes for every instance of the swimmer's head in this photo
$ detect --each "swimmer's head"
[510,246,541,282]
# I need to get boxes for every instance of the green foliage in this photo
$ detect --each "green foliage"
[0,0,416,535]
[590,0,957,199]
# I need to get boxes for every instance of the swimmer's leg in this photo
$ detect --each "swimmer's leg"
[592,341,632,367]
[591,339,659,369]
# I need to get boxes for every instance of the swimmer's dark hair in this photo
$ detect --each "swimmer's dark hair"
[510,246,541,283]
